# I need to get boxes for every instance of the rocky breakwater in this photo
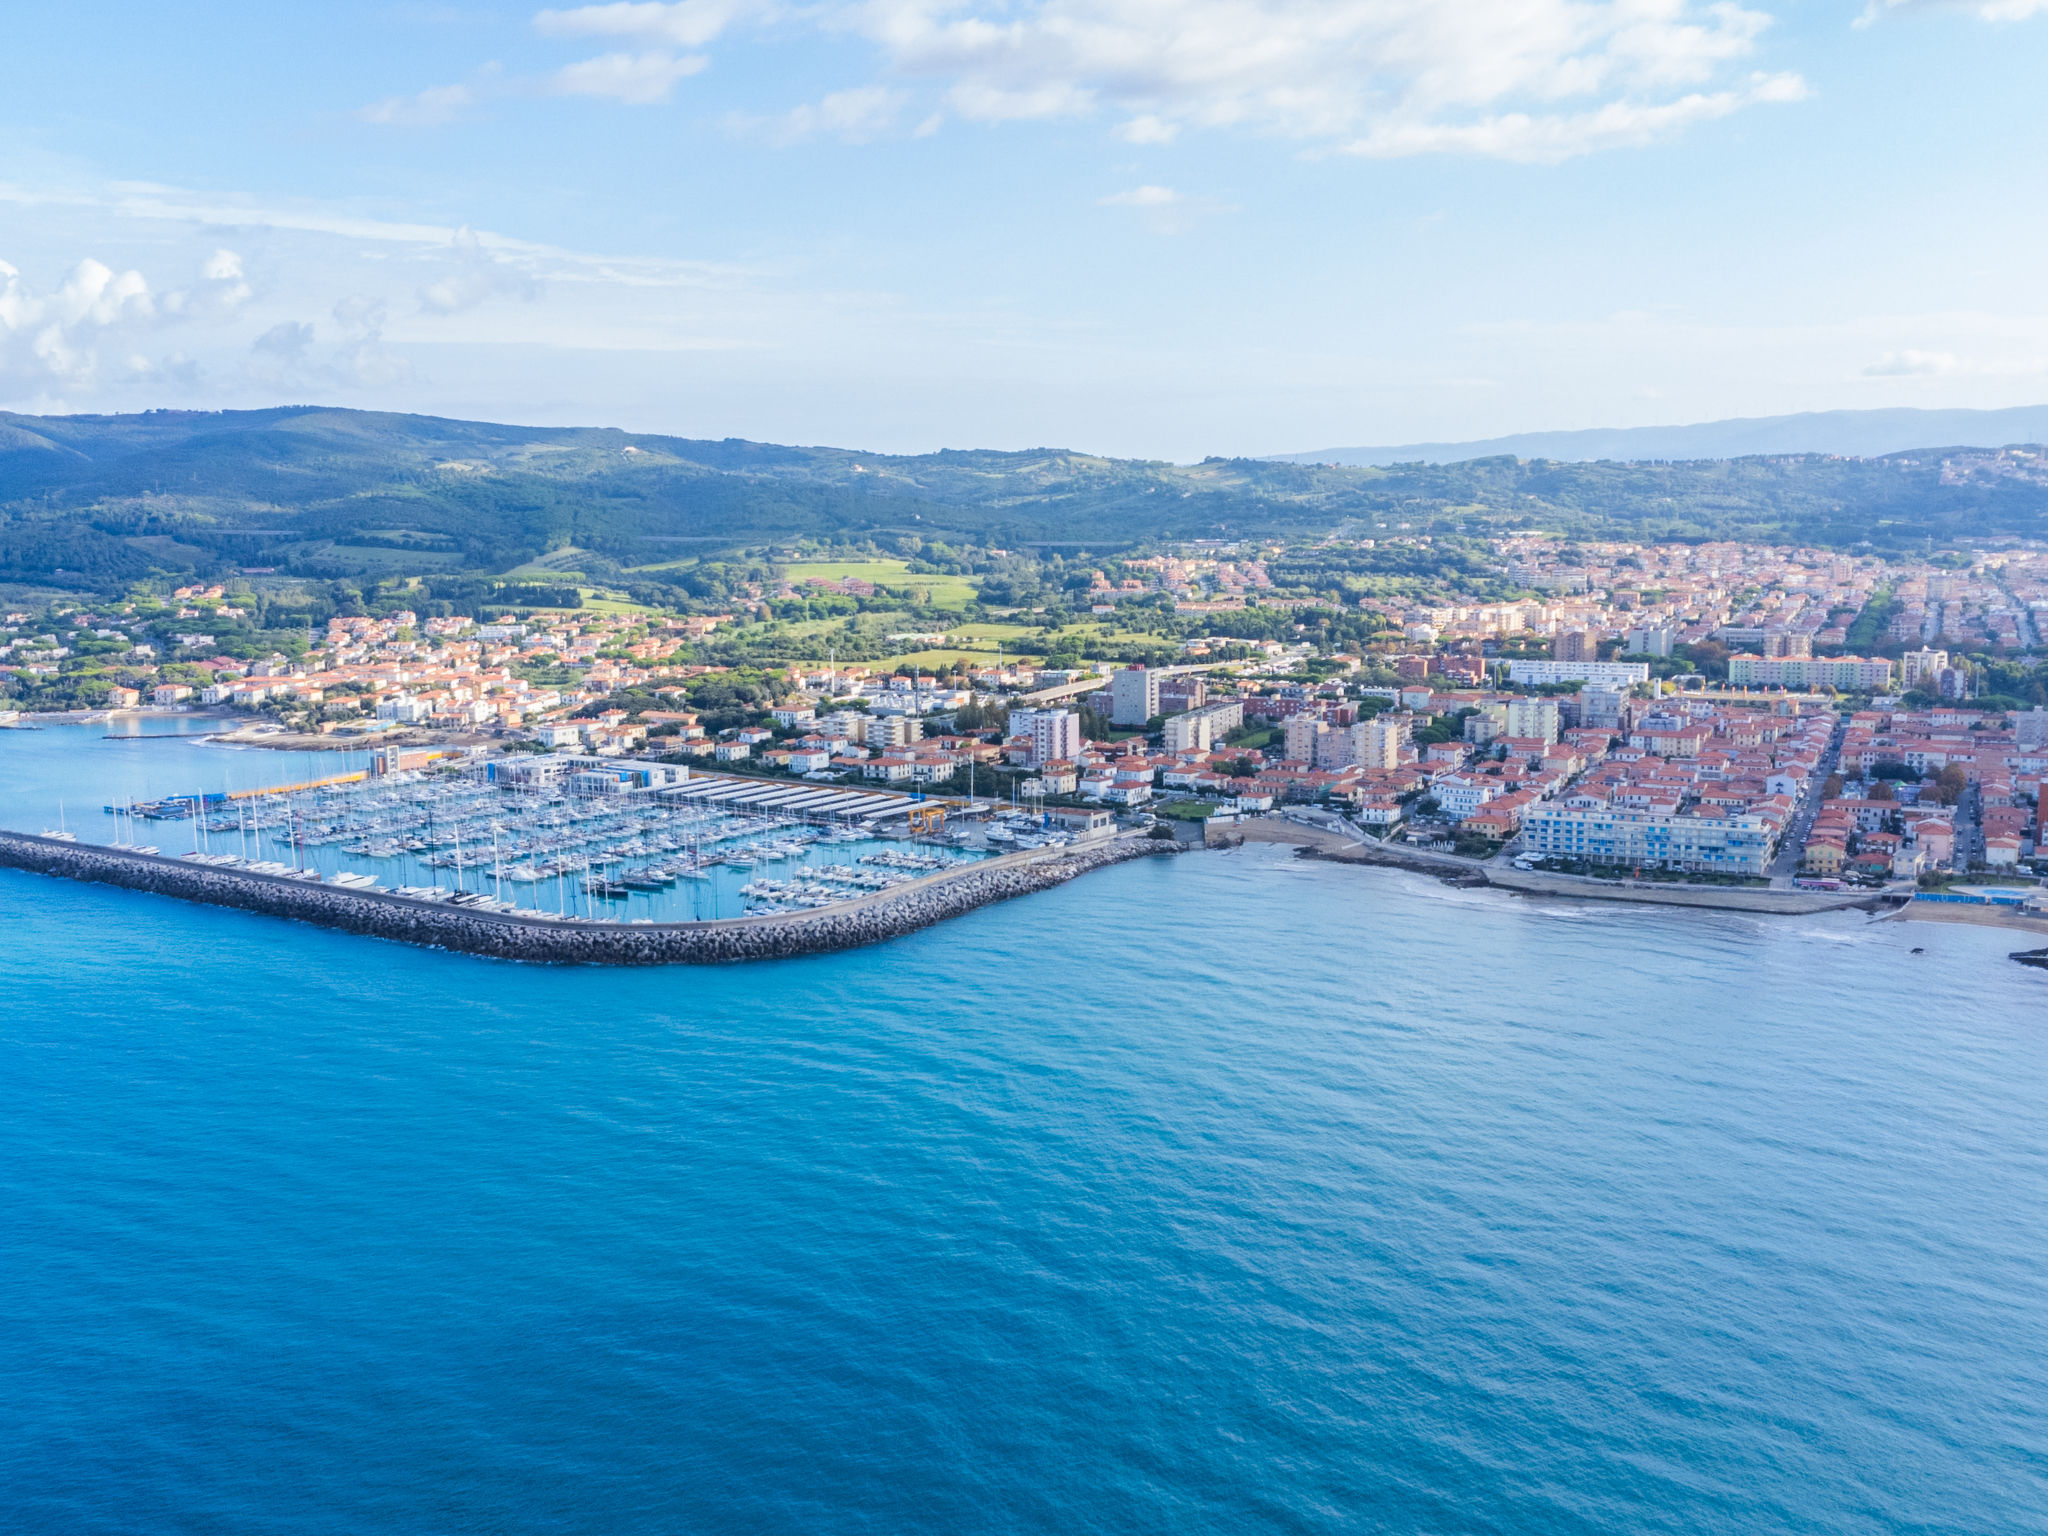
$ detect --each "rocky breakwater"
[0,831,1171,964]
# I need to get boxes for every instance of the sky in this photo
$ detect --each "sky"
[1,0,2045,461]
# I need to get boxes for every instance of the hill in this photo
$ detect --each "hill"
[1274,405,2048,467]
[2,406,2047,591]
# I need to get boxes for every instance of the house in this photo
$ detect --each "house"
[1915,821,1956,867]
[1462,805,1520,840]
[1801,840,1846,875]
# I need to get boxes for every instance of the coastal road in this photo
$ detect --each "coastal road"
[1768,713,1847,889]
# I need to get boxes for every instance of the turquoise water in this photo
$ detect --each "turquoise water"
[3,726,2046,1533]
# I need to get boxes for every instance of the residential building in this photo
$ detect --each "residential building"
[1504,697,1560,746]
[1522,803,1775,876]
[1351,717,1403,771]
[1283,714,1327,765]
[1579,685,1628,731]
[1624,624,1675,658]
[1110,666,1162,726]
[865,714,923,750]
[1552,629,1596,663]
[1028,708,1082,767]
[1900,648,1950,689]
[1162,699,1244,753]
[1726,655,1892,690]
[1506,660,1651,689]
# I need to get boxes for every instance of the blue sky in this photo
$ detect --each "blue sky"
[2,0,2045,459]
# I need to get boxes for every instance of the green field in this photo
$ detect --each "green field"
[871,647,1022,671]
[946,622,1041,642]
[783,560,981,607]
[505,548,600,580]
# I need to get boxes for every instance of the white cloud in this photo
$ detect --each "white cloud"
[1864,349,1961,376]
[550,50,708,103]
[252,320,315,360]
[1859,0,2048,23]
[0,253,224,391]
[417,226,542,315]
[730,85,908,143]
[1115,114,1179,144]
[1096,183,1236,234]
[360,82,476,127]
[161,248,253,320]
[448,0,1818,159]
[332,293,389,336]
[535,0,761,48]
[1098,184,1180,207]
[843,0,1805,157]
[1341,72,1809,162]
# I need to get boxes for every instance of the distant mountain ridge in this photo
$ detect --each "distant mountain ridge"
[4,405,2048,592]
[1274,405,2048,467]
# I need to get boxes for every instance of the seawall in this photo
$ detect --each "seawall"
[0,831,1169,965]
[1216,815,1877,915]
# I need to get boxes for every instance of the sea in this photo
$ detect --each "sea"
[2,722,2044,1534]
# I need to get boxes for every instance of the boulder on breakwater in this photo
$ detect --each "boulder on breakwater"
[0,830,1170,965]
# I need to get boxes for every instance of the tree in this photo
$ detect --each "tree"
[1869,781,1894,802]
[1934,764,1967,806]
[1822,773,1843,799]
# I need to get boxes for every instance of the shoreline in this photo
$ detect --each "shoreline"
[0,830,1171,965]
[1218,816,1883,916]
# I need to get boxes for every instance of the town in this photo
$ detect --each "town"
[7,529,2048,916]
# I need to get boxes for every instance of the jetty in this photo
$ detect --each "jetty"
[0,829,1168,965]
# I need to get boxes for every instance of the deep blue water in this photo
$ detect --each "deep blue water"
[3,726,2046,1533]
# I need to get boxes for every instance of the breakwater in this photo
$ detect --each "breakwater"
[0,830,1168,964]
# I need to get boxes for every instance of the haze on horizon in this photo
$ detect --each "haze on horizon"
[2,0,2045,463]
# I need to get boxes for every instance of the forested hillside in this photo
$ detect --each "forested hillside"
[3,406,2045,591]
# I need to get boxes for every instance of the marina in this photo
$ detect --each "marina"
[90,759,995,924]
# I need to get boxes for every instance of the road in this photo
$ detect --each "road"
[1954,780,1984,870]
[1767,712,1847,888]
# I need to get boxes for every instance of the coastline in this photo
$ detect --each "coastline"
[1217,815,1882,916]
[1879,899,2048,937]
[0,829,1172,965]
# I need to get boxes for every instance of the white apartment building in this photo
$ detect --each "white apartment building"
[1433,774,1500,820]
[1351,717,1403,770]
[1901,648,1950,688]
[1726,656,1891,690]
[1506,660,1651,689]
[1522,804,1774,876]
[1162,699,1245,754]
[1625,624,1676,658]
[1504,698,1560,745]
[1028,708,1082,766]
[1111,667,1162,726]
[865,714,924,750]
[1579,686,1628,731]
